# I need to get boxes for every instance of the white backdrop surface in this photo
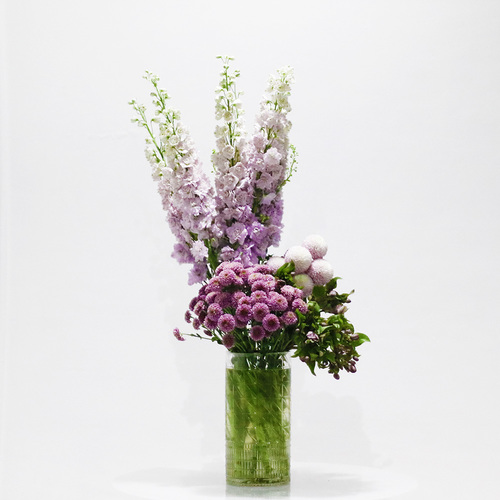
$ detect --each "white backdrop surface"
[1,1,499,499]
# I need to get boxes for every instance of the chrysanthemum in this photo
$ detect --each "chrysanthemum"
[250,290,268,304]
[206,303,223,321]
[281,311,298,326]
[280,285,296,302]
[284,246,313,273]
[252,302,270,322]
[267,291,288,312]
[266,256,286,273]
[262,313,281,332]
[218,314,236,333]
[303,234,328,259]
[249,325,266,341]
[173,328,185,341]
[292,298,308,314]
[235,304,252,323]
[218,269,240,287]
[308,259,334,286]
[222,333,236,349]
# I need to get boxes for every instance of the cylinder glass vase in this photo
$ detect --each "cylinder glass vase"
[225,351,291,486]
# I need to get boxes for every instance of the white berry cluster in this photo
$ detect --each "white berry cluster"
[267,235,334,296]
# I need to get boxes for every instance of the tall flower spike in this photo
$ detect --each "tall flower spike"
[212,57,257,265]
[245,66,295,260]
[131,72,217,284]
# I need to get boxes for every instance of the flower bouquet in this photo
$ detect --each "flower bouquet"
[130,57,369,486]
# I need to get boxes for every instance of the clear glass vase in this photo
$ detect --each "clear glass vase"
[225,351,291,486]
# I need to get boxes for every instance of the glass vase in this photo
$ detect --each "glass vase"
[225,351,291,486]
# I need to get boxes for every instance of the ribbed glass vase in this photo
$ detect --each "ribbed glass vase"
[225,351,291,486]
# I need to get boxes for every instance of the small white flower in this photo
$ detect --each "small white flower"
[169,135,179,146]
[222,145,235,159]
[267,256,286,272]
[285,246,313,273]
[308,259,334,286]
[303,234,328,259]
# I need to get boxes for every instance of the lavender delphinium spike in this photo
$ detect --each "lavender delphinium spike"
[131,72,217,284]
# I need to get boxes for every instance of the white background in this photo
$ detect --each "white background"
[1,1,499,499]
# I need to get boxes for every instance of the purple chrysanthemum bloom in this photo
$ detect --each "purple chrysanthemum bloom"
[251,280,272,292]
[218,269,240,287]
[253,264,272,274]
[205,277,222,293]
[220,261,244,274]
[207,303,223,321]
[267,291,288,312]
[189,296,199,311]
[262,313,281,332]
[236,304,253,323]
[292,298,308,314]
[193,300,206,316]
[235,318,248,329]
[280,285,297,302]
[218,314,236,333]
[238,296,253,307]
[205,291,218,304]
[203,317,218,330]
[252,302,270,322]
[237,268,252,282]
[251,290,268,304]
[233,291,246,302]
[185,311,192,323]
[203,329,213,337]
[173,328,185,341]
[214,292,234,309]
[192,318,201,330]
[250,325,266,341]
[248,272,265,285]
[281,311,298,326]
[222,333,236,349]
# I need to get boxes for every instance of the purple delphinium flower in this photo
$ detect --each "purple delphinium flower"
[218,314,236,333]
[173,328,185,341]
[250,325,266,341]
[262,313,281,332]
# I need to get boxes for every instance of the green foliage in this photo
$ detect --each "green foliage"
[292,278,369,379]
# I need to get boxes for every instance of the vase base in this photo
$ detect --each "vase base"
[226,477,290,487]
